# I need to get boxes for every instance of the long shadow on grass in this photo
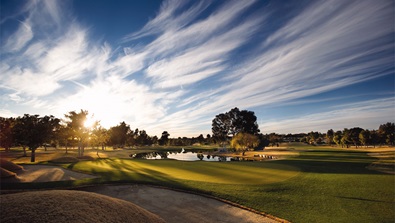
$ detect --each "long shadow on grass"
[335,196,395,204]
[274,150,386,174]
[76,158,189,190]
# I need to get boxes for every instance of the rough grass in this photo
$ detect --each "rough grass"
[0,190,165,223]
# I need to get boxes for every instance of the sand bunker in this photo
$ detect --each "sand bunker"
[82,185,281,223]
[0,164,284,222]
[1,165,97,183]
[0,190,165,223]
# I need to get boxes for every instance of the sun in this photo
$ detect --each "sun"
[84,115,97,129]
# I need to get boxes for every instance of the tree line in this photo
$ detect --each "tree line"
[0,110,227,161]
[257,123,394,148]
[0,108,394,162]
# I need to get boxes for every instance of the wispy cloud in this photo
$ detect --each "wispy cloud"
[138,0,260,89]
[261,97,395,133]
[3,21,33,52]
[123,0,210,41]
[211,0,394,109]
[1,0,393,136]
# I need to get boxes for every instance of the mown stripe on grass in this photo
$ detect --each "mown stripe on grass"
[70,159,301,185]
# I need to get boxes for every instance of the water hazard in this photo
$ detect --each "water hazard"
[131,148,236,161]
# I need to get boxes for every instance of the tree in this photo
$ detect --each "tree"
[307,131,320,145]
[12,117,29,156]
[212,107,260,146]
[212,113,231,146]
[326,129,334,146]
[136,130,152,146]
[58,125,72,153]
[230,132,259,156]
[227,107,260,136]
[333,131,342,147]
[370,130,380,148]
[196,134,204,144]
[206,134,212,144]
[64,110,90,157]
[41,115,61,151]
[159,131,170,146]
[109,121,131,148]
[378,122,395,145]
[0,117,15,151]
[349,127,363,148]
[268,133,280,147]
[341,128,351,148]
[359,129,370,148]
[13,114,59,162]
[257,133,270,149]
[92,127,110,150]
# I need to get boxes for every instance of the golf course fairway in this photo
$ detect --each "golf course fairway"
[66,147,394,223]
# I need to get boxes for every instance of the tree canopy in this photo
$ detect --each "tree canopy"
[230,132,259,156]
[212,107,260,142]
[13,114,60,162]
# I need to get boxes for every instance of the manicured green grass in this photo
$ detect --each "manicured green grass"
[69,159,300,185]
[67,146,394,223]
[2,144,394,222]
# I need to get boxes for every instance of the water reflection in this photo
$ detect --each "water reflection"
[130,150,233,162]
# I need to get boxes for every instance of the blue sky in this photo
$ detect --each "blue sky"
[1,0,394,137]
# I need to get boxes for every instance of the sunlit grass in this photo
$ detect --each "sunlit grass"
[71,159,300,185]
[2,144,394,222]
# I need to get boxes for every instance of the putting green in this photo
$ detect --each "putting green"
[71,159,300,185]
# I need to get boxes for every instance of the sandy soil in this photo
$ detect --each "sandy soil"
[82,185,281,223]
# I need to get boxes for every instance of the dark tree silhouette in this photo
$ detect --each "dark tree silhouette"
[159,131,170,146]
[326,129,334,145]
[359,129,370,147]
[212,107,260,146]
[378,122,395,145]
[13,114,59,162]
[0,117,15,151]
[110,121,131,148]
[64,110,89,157]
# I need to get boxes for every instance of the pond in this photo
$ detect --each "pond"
[131,149,237,162]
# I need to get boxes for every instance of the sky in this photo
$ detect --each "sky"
[0,0,394,137]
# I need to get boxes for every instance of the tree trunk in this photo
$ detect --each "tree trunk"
[78,140,82,157]
[31,148,36,162]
